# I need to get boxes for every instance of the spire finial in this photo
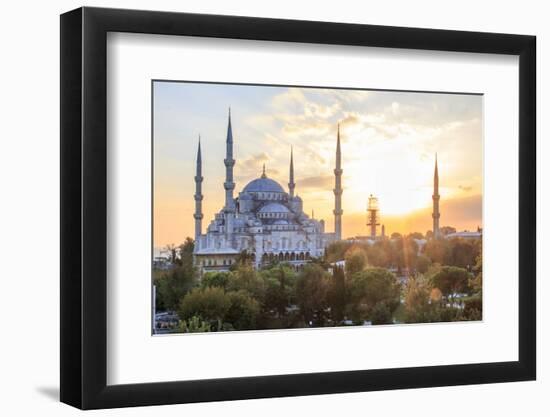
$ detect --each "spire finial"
[261,163,266,178]
[336,123,341,157]
[289,145,296,198]
[197,134,202,163]
[223,107,236,211]
[194,135,204,241]
[333,122,343,240]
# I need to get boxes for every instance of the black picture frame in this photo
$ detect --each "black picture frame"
[60,6,536,410]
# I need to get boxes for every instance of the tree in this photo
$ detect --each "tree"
[225,290,261,330]
[440,226,457,236]
[295,264,330,326]
[464,251,483,321]
[416,254,432,274]
[175,238,195,266]
[201,271,232,290]
[179,315,211,333]
[423,238,451,265]
[463,296,482,320]
[261,264,297,317]
[178,237,194,254]
[470,252,483,294]
[178,287,231,327]
[391,232,402,240]
[227,264,265,299]
[230,250,255,270]
[155,259,197,311]
[403,276,432,323]
[371,302,392,325]
[325,241,352,263]
[449,238,476,269]
[408,232,424,240]
[431,266,471,300]
[404,276,430,312]
[393,236,419,273]
[327,266,346,322]
[344,245,368,276]
[365,244,389,268]
[165,243,177,263]
[370,240,393,268]
[347,268,401,323]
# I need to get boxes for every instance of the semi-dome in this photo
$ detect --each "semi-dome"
[242,177,285,194]
[258,202,290,213]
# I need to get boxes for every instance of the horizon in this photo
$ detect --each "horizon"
[153,82,482,248]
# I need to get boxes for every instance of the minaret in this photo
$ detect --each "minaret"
[224,108,236,211]
[288,146,295,198]
[333,124,343,241]
[193,136,203,242]
[432,153,440,239]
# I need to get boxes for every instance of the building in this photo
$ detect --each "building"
[445,231,482,240]
[193,110,343,272]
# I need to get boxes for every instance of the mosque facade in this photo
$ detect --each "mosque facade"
[192,110,343,272]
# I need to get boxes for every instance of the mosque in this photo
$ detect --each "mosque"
[192,110,344,272]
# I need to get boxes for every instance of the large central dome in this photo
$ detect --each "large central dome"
[242,177,285,194]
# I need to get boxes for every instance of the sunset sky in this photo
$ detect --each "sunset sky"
[153,81,483,247]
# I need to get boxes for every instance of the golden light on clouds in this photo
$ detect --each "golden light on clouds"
[153,82,482,247]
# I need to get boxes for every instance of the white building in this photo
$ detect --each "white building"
[192,110,344,272]
[445,231,482,240]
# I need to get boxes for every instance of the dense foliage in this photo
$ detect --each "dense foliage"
[154,233,482,332]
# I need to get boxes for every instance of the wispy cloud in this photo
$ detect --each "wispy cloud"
[153,82,482,246]
[297,175,334,191]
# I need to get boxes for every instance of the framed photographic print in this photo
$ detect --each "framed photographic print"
[60,6,536,410]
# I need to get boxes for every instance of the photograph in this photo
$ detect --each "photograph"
[52,4,538,412]
[152,81,483,334]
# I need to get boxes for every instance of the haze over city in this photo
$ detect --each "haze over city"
[153,82,482,247]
